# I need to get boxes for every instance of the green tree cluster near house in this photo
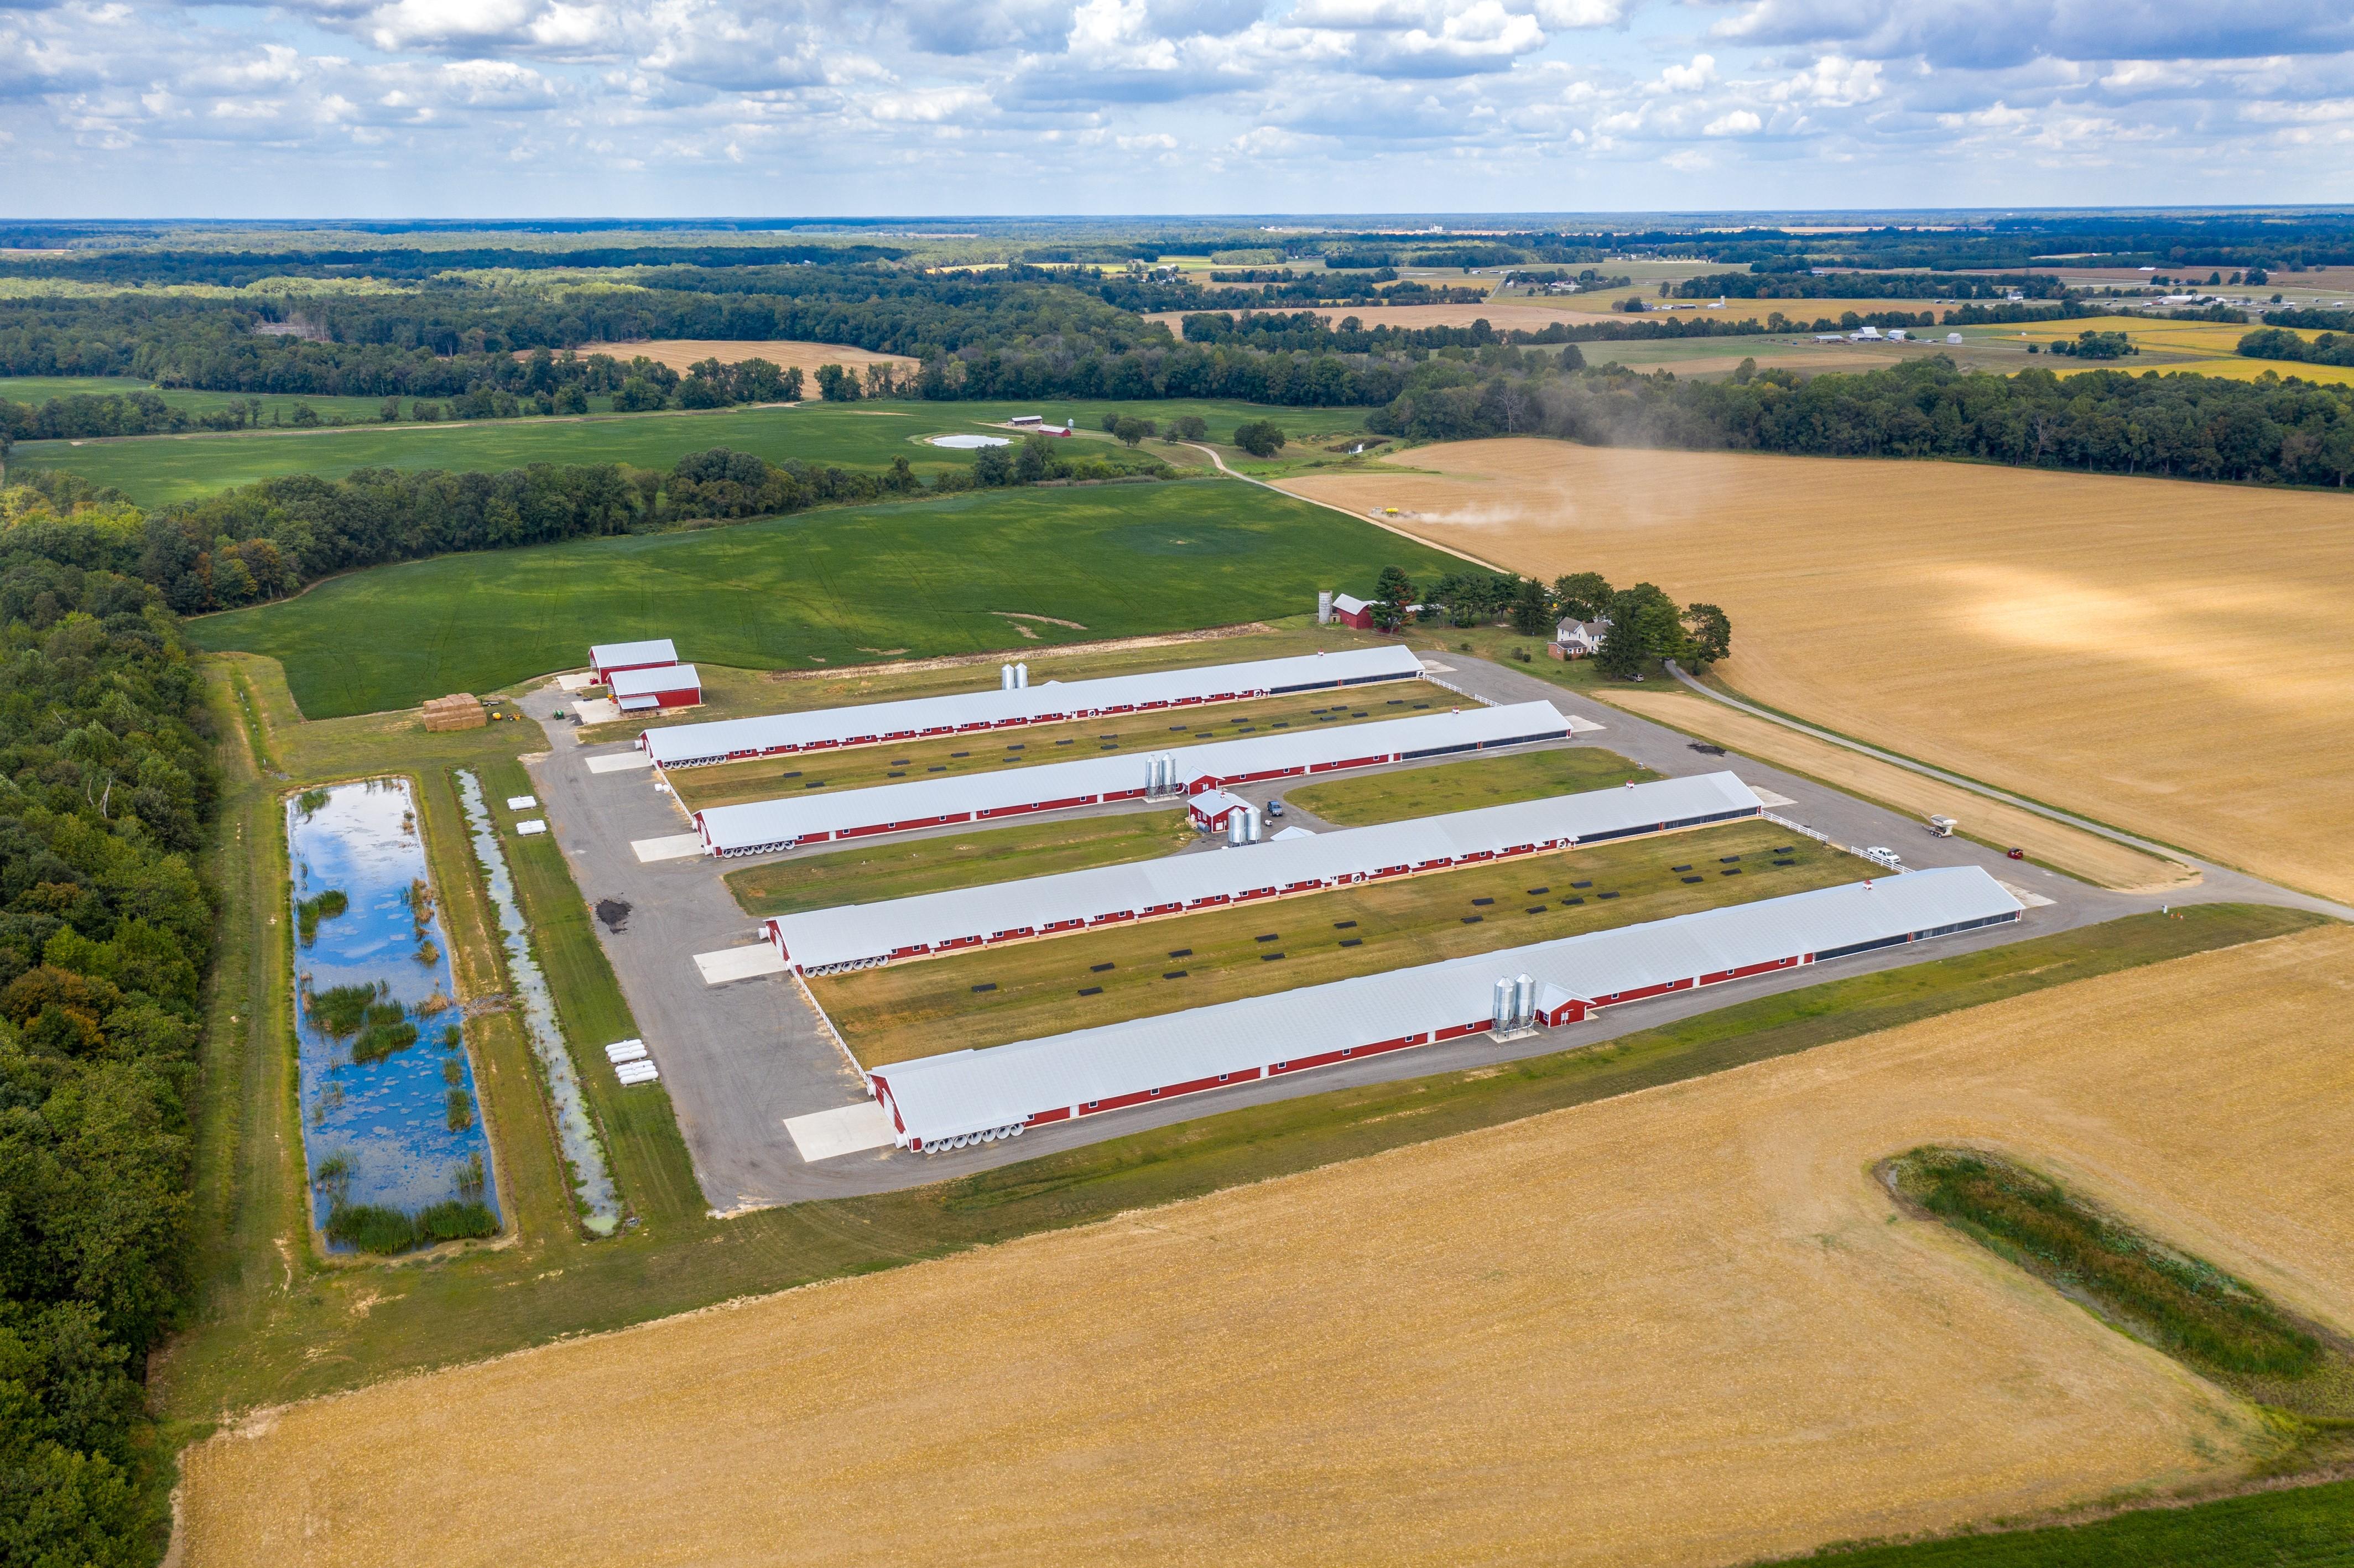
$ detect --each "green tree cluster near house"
[0,489,218,1565]
[1347,565,1732,673]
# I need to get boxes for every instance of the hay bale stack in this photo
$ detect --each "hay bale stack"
[421,694,487,732]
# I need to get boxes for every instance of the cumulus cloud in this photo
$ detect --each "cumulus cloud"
[2,0,2352,209]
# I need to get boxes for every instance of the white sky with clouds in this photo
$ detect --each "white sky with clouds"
[5,0,2354,217]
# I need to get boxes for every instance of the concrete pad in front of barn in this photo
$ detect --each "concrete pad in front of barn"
[521,683,881,1212]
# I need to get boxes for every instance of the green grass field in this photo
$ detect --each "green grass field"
[726,808,1199,917]
[0,374,403,425]
[185,478,1465,718]
[1783,1477,2354,1566]
[670,684,1449,810]
[820,817,1839,1063]
[11,395,1370,505]
[1289,745,1658,824]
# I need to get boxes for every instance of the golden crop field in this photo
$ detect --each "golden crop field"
[560,338,918,376]
[1960,314,2354,387]
[1591,689,2195,893]
[1279,440,2354,904]
[179,924,2354,1567]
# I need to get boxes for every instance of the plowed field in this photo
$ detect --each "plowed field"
[180,924,2354,1567]
[1278,440,2354,903]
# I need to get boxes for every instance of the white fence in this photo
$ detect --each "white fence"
[1418,673,1498,707]
[1764,810,1832,845]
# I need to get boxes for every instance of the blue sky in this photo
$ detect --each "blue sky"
[5,0,2353,217]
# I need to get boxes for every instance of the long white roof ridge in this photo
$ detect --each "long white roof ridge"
[696,700,1573,855]
[865,866,2025,1145]
[642,645,1424,766]
[768,772,1765,971]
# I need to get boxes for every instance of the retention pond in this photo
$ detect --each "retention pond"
[288,779,501,1252]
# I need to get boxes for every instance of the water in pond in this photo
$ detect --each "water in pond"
[457,770,621,1234]
[288,779,499,1247]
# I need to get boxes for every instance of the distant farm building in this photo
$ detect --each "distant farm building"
[588,638,679,684]
[866,867,2025,1151]
[1330,593,1375,629]
[609,663,702,713]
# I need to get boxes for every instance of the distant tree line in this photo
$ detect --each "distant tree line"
[0,242,906,289]
[0,501,218,1563]
[1368,356,2354,487]
[1670,271,2069,301]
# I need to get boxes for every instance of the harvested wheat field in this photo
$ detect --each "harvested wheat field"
[180,925,2354,1568]
[1279,440,2354,903]
[1593,689,2197,893]
[556,338,918,377]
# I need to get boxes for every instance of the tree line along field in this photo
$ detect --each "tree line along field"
[820,815,1829,1065]
[8,394,1374,504]
[184,478,1467,717]
[176,922,2354,1566]
[1279,439,2354,908]
[666,685,1455,812]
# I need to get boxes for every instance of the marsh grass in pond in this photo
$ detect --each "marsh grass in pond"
[287,779,502,1253]
[295,888,347,946]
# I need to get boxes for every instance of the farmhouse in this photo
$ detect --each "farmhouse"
[1330,593,1376,629]
[588,638,679,684]
[767,773,1763,973]
[1552,617,1608,658]
[608,663,702,713]
[641,646,1423,769]
[866,866,2025,1150]
[693,700,1582,856]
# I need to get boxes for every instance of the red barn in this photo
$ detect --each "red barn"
[588,638,679,684]
[1330,593,1374,630]
[609,663,702,713]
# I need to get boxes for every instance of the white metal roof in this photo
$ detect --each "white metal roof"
[609,663,700,699]
[696,700,1572,855]
[590,638,677,670]
[1332,594,1371,615]
[867,867,2023,1145]
[642,645,1424,767]
[772,773,1762,970]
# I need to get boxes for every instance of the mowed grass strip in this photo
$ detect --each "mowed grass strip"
[1288,744,1658,825]
[185,479,1466,718]
[669,686,1442,810]
[1779,1476,2354,1567]
[821,819,1836,1064]
[726,809,1197,918]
